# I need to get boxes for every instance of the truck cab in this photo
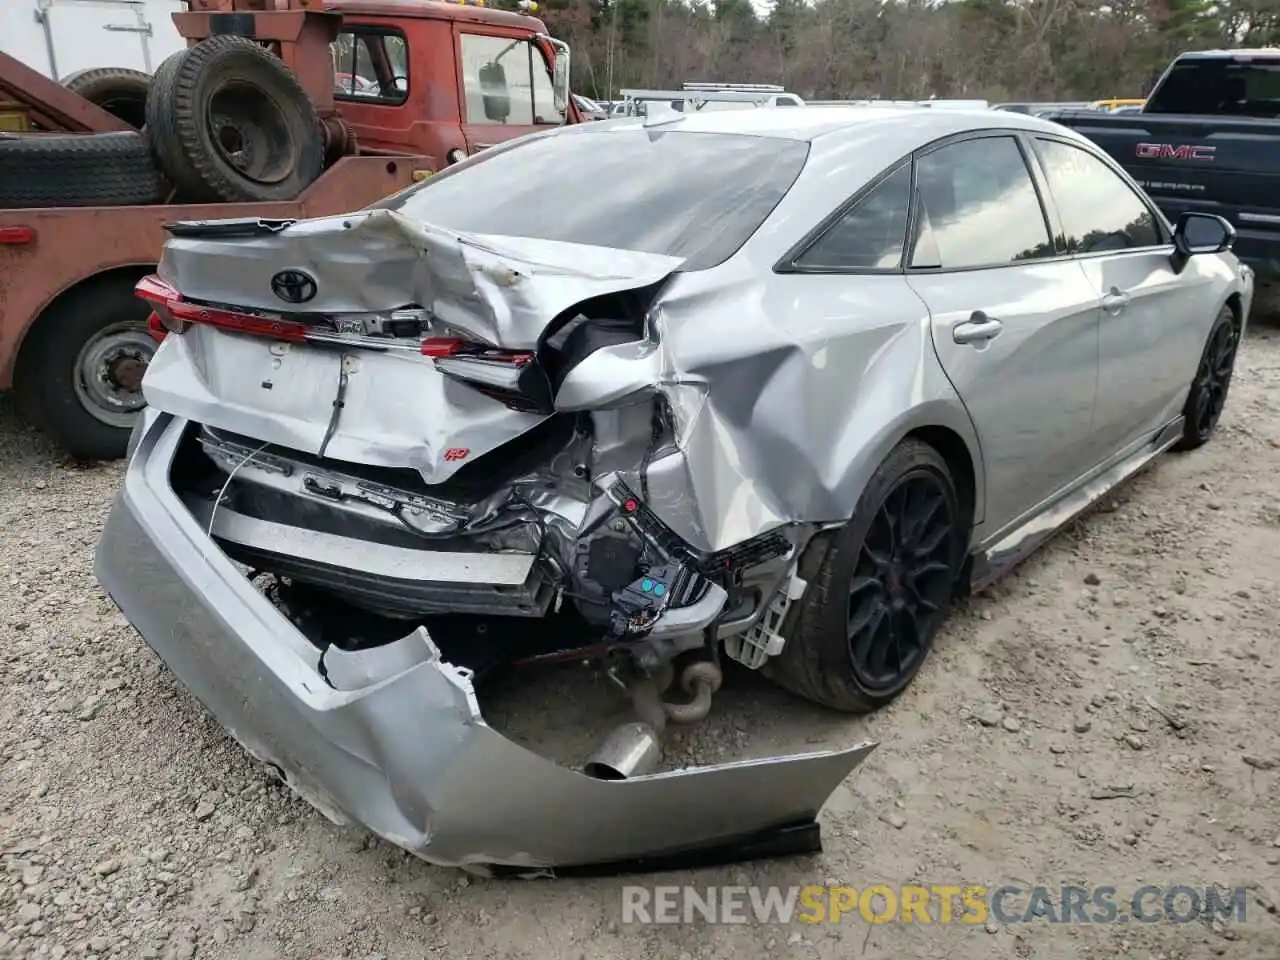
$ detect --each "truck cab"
[0,0,579,461]
[326,0,576,164]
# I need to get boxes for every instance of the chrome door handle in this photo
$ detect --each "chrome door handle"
[952,312,1004,345]
[1102,287,1130,315]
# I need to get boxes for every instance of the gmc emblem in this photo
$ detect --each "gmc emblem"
[1135,142,1216,161]
[443,447,470,462]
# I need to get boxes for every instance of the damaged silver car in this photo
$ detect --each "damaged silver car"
[96,105,1250,871]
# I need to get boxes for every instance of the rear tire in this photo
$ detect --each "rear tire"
[1174,305,1238,451]
[145,36,324,203]
[0,132,168,207]
[13,273,157,461]
[763,440,965,713]
[63,67,151,129]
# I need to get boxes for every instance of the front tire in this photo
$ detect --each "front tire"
[13,274,156,460]
[1174,305,1239,451]
[764,439,965,713]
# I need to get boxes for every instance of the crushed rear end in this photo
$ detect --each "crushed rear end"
[95,205,875,872]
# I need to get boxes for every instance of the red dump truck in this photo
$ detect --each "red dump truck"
[0,0,578,459]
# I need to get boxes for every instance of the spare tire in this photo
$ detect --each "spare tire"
[63,67,151,129]
[0,132,169,208]
[146,36,324,203]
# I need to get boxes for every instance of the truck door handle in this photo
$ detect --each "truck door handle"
[952,312,1004,345]
[1102,287,1130,315]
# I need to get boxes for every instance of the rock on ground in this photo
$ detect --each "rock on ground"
[2,326,1280,959]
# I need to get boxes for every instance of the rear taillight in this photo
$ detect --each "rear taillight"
[420,336,541,411]
[419,336,533,366]
[0,225,35,245]
[146,312,168,343]
[134,274,308,342]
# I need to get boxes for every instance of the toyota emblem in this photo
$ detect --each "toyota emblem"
[270,269,318,304]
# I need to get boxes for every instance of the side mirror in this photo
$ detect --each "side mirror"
[478,61,511,122]
[547,37,571,120]
[1171,212,1234,274]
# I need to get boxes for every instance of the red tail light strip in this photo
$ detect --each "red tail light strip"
[420,336,533,366]
[146,312,168,344]
[135,274,308,343]
[133,276,537,369]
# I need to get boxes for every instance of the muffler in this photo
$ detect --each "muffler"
[583,721,663,780]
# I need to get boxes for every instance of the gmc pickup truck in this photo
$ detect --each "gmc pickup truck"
[1048,50,1280,284]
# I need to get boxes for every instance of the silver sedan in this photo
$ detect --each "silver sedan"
[97,106,1251,870]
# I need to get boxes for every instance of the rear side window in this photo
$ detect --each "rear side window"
[1033,139,1162,253]
[1146,58,1280,117]
[795,163,912,270]
[332,29,408,105]
[910,136,1054,270]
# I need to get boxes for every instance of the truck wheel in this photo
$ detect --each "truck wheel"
[63,67,151,129]
[0,132,168,207]
[13,274,157,461]
[762,440,965,713]
[146,37,324,203]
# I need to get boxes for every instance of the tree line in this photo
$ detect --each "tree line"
[495,0,1279,103]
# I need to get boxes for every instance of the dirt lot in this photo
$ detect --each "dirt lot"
[2,326,1279,960]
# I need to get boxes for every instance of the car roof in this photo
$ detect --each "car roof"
[585,105,1078,149]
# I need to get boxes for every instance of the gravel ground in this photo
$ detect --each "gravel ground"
[2,326,1279,960]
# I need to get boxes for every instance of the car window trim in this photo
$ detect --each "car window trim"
[774,157,914,275]
[1026,132,1175,257]
[904,130,1061,275]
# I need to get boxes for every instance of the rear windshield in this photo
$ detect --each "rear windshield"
[1146,57,1280,117]
[375,128,808,270]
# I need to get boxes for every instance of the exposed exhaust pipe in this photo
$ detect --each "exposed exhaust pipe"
[583,721,663,780]
[583,658,725,779]
[583,666,670,780]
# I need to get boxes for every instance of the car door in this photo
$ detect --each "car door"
[1028,136,1209,452]
[904,134,1103,536]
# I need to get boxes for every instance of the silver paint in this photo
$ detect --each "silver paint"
[95,411,876,870]
[100,106,1253,868]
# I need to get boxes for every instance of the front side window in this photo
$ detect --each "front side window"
[374,128,808,270]
[1033,139,1162,254]
[795,163,912,271]
[460,34,564,126]
[331,30,408,104]
[910,136,1055,269]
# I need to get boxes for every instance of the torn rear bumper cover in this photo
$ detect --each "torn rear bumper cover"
[95,412,876,873]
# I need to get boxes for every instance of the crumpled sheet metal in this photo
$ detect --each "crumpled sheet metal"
[150,202,982,555]
[141,322,547,484]
[95,414,877,871]
[554,258,982,552]
[158,209,685,350]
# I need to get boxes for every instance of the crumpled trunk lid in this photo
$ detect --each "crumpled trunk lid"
[143,209,682,480]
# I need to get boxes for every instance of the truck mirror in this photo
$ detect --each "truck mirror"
[553,52,569,116]
[478,61,511,122]
[546,37,571,120]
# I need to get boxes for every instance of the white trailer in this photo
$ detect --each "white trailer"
[0,0,185,80]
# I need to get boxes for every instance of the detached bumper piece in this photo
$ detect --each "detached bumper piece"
[95,413,877,874]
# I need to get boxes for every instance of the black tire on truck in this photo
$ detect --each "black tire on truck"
[63,67,152,129]
[146,37,325,203]
[13,272,158,461]
[0,132,169,207]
